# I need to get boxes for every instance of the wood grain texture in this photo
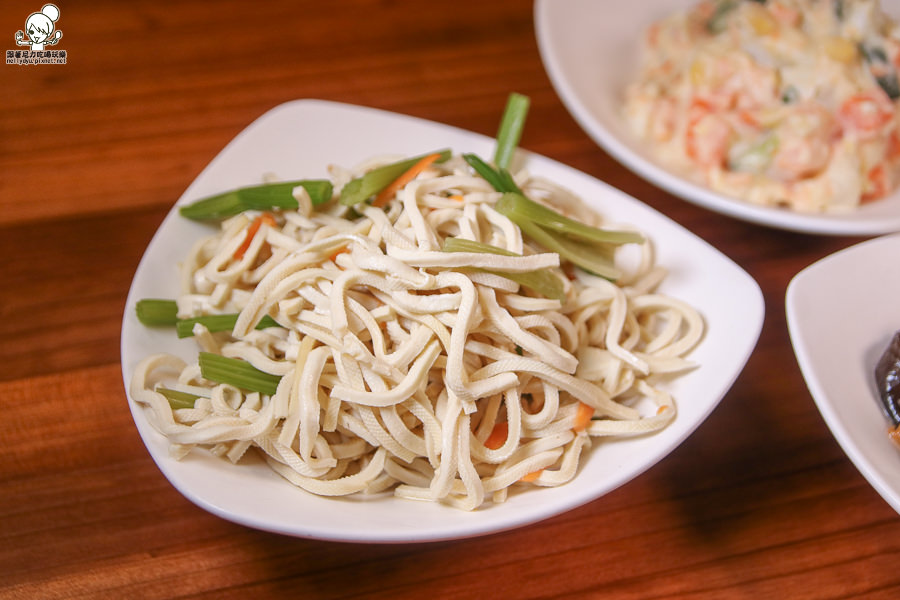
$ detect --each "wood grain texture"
[2,1,900,598]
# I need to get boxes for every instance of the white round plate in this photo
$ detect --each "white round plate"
[121,99,764,542]
[535,0,900,235]
[787,233,900,515]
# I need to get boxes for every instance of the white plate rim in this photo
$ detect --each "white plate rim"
[121,98,765,542]
[786,233,900,515]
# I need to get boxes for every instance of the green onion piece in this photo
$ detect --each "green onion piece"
[781,85,799,104]
[198,352,282,396]
[706,0,738,33]
[493,93,530,170]
[860,42,900,99]
[494,193,644,246]
[497,168,521,195]
[727,135,779,173]
[179,179,334,220]
[175,314,281,338]
[156,387,201,410]
[441,237,565,301]
[339,149,452,206]
[462,153,522,194]
[136,299,179,326]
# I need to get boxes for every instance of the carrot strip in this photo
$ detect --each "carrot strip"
[890,426,900,449]
[372,152,442,207]
[328,245,350,263]
[234,213,276,260]
[520,469,543,482]
[863,163,891,202]
[484,422,508,450]
[738,109,760,128]
[573,402,595,432]
[839,92,894,133]
[889,130,900,160]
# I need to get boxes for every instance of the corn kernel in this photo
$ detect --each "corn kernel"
[690,59,706,86]
[825,37,858,63]
[745,4,777,35]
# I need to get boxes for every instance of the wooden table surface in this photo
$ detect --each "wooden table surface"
[3,1,900,598]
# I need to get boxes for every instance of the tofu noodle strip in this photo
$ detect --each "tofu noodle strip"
[130,154,705,509]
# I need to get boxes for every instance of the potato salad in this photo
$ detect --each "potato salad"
[624,0,900,212]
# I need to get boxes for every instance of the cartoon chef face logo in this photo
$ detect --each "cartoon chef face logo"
[15,4,63,52]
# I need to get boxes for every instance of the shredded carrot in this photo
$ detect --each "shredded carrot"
[646,23,661,49]
[372,152,442,207]
[484,422,508,450]
[889,130,900,160]
[520,469,543,483]
[449,194,464,202]
[329,245,350,263]
[738,109,760,128]
[234,213,276,260]
[863,163,891,202]
[890,426,900,449]
[573,402,595,432]
[688,97,715,121]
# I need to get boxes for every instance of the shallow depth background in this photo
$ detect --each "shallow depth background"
[2,1,898,598]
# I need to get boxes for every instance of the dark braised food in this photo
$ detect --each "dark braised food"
[874,331,900,448]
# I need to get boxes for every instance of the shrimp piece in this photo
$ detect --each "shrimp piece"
[690,57,737,111]
[773,140,831,180]
[685,102,734,168]
[839,91,895,139]
[789,140,864,211]
[730,60,779,110]
[770,103,839,180]
[691,52,778,111]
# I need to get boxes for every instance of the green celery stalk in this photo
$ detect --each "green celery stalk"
[156,387,201,409]
[136,299,178,326]
[493,93,530,170]
[515,217,620,280]
[462,153,522,194]
[494,193,644,246]
[441,237,565,301]
[198,352,282,396]
[339,149,452,206]
[179,179,333,220]
[442,237,518,256]
[175,314,281,338]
